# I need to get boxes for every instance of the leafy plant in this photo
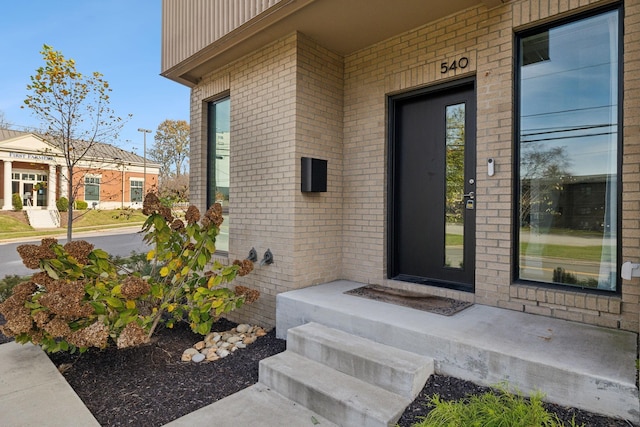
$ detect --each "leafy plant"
[75,200,88,210]
[0,192,259,353]
[413,384,582,427]
[12,193,23,211]
[140,192,256,337]
[56,197,68,212]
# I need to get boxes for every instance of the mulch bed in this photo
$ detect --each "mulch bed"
[0,315,635,426]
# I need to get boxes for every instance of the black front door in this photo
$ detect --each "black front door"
[388,80,476,292]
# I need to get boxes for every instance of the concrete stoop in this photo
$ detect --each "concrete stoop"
[276,280,640,424]
[260,322,434,427]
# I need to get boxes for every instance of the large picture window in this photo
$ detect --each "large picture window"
[516,8,620,291]
[207,97,230,252]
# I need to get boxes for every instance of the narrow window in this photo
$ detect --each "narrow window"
[516,8,620,291]
[84,176,101,202]
[207,97,230,252]
[130,180,143,203]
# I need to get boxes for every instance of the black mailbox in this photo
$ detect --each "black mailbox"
[301,157,327,192]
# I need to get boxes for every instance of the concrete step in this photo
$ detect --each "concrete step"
[276,280,640,424]
[287,322,433,399]
[259,351,411,427]
[26,209,59,229]
[164,383,338,427]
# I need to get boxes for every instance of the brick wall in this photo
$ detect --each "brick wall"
[190,33,344,327]
[342,0,639,332]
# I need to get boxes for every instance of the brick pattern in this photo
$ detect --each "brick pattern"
[190,33,344,327]
[187,0,640,332]
[342,0,638,332]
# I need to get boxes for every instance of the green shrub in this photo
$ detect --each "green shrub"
[414,384,582,427]
[75,200,88,210]
[12,193,23,211]
[0,192,259,354]
[0,275,28,302]
[56,197,68,212]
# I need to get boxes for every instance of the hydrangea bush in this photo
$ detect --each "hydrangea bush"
[0,193,259,353]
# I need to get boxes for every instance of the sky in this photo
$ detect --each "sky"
[0,0,190,156]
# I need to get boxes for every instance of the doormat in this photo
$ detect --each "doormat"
[344,284,472,316]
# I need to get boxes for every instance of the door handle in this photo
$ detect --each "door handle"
[462,191,475,199]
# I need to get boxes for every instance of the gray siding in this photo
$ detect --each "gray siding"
[162,0,281,72]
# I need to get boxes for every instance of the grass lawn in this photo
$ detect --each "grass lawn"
[520,242,603,262]
[0,209,147,240]
[0,215,33,233]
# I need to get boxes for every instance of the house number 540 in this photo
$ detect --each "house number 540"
[440,57,469,74]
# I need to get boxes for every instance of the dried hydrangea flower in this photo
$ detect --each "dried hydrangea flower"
[63,240,95,265]
[32,272,53,287]
[11,281,37,299]
[142,192,161,215]
[159,206,174,222]
[233,259,254,277]
[33,310,51,328]
[43,318,72,338]
[16,238,60,269]
[235,285,260,304]
[120,276,151,299]
[4,315,33,336]
[116,322,149,349]
[201,203,224,228]
[39,280,93,319]
[185,205,200,224]
[170,218,185,231]
[68,322,109,349]
[16,244,42,269]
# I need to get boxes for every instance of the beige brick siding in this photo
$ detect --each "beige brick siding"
[188,0,640,332]
[190,33,344,327]
[342,0,638,332]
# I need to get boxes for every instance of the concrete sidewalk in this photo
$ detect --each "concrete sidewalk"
[0,342,100,427]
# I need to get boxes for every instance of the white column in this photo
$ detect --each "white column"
[3,160,12,210]
[60,166,69,198]
[47,164,56,210]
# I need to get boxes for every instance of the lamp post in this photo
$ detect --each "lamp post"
[137,128,152,194]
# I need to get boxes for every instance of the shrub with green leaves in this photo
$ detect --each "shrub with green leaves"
[75,200,88,210]
[56,197,68,212]
[140,192,257,336]
[0,193,259,353]
[414,384,582,427]
[12,193,23,211]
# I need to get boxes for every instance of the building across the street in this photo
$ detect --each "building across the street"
[0,128,159,211]
[160,0,640,335]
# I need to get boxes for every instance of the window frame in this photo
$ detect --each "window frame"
[206,94,231,253]
[130,179,143,203]
[513,4,623,294]
[84,175,101,202]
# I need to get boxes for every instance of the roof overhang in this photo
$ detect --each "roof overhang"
[162,0,507,86]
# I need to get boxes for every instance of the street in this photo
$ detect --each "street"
[0,228,150,277]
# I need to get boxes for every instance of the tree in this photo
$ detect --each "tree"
[149,119,190,180]
[445,105,466,223]
[23,44,129,241]
[519,142,572,229]
[0,111,11,128]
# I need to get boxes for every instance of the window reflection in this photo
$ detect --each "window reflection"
[207,97,230,252]
[445,103,465,269]
[518,10,619,291]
